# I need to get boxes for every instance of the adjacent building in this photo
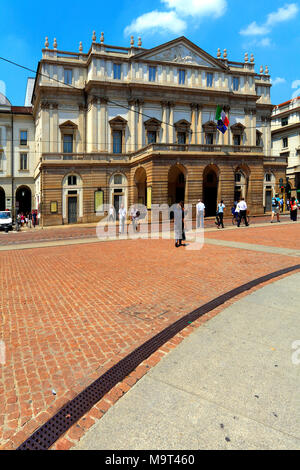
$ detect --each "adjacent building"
[1,34,287,224]
[271,97,300,204]
[0,93,35,214]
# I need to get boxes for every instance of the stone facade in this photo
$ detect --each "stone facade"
[1,35,287,224]
[271,97,300,202]
[0,94,35,215]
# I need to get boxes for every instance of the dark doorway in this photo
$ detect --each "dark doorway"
[168,165,186,205]
[113,193,122,220]
[265,189,272,211]
[203,169,218,217]
[234,186,242,203]
[68,197,77,224]
[135,167,147,206]
[0,187,5,211]
[16,186,31,215]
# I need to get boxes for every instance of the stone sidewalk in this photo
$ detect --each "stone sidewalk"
[75,273,300,450]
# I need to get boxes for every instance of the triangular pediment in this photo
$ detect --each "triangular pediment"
[134,37,227,70]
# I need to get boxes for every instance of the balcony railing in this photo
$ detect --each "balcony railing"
[41,143,264,162]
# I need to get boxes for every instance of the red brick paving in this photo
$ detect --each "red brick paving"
[0,215,286,247]
[206,221,300,250]
[0,223,299,450]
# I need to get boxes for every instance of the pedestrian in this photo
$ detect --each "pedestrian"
[28,211,32,228]
[286,199,290,212]
[237,197,249,227]
[280,196,284,212]
[290,197,298,221]
[32,210,37,228]
[130,205,138,232]
[25,213,29,227]
[215,200,225,229]
[118,204,127,234]
[108,205,115,223]
[174,201,186,247]
[271,194,281,223]
[196,199,205,228]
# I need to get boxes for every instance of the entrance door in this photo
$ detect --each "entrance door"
[203,170,218,217]
[68,197,77,224]
[265,190,272,211]
[0,188,5,211]
[113,194,122,220]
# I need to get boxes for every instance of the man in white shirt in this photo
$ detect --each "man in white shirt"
[119,204,127,234]
[237,198,249,227]
[196,199,205,228]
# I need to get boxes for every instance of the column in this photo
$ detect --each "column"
[244,108,251,146]
[128,100,137,152]
[100,98,108,152]
[137,100,144,149]
[51,103,59,153]
[161,101,168,144]
[197,105,203,145]
[91,98,98,151]
[41,102,50,153]
[168,102,175,144]
[78,104,86,153]
[251,109,257,147]
[190,104,197,144]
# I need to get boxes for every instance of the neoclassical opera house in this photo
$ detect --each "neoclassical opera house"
[3,34,286,225]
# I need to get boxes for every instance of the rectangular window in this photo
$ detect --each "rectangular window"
[20,153,28,170]
[233,77,239,91]
[147,131,156,144]
[178,69,186,85]
[63,134,73,153]
[20,131,28,146]
[149,66,157,82]
[281,117,288,126]
[177,132,186,144]
[64,69,73,85]
[205,133,213,145]
[233,135,241,146]
[0,152,3,170]
[0,128,2,145]
[113,131,122,154]
[283,137,288,148]
[206,73,213,87]
[113,63,121,80]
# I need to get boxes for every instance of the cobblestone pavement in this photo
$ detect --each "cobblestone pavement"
[0,214,289,247]
[0,221,299,449]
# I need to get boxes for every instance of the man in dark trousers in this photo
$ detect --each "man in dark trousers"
[237,198,249,227]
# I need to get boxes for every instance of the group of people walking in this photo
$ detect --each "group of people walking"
[16,210,38,229]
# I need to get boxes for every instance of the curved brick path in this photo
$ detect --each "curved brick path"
[0,222,299,449]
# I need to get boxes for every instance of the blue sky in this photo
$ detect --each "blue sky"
[1,0,299,105]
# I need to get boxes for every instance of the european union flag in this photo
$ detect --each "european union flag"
[217,120,227,134]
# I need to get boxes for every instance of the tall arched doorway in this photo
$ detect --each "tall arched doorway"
[203,166,219,217]
[168,164,186,205]
[0,187,5,211]
[16,186,31,215]
[134,167,147,206]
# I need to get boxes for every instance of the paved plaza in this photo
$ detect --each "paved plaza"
[0,218,299,449]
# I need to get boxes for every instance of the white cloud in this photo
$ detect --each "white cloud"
[271,77,286,86]
[240,21,269,36]
[257,37,272,47]
[266,3,299,26]
[124,0,227,36]
[124,10,186,36]
[162,0,227,18]
[292,79,300,89]
[240,3,299,37]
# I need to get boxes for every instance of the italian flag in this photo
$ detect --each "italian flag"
[215,105,229,134]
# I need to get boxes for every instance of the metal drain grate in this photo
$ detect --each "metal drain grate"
[17,264,300,450]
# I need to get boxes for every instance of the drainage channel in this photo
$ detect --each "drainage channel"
[17,264,300,450]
